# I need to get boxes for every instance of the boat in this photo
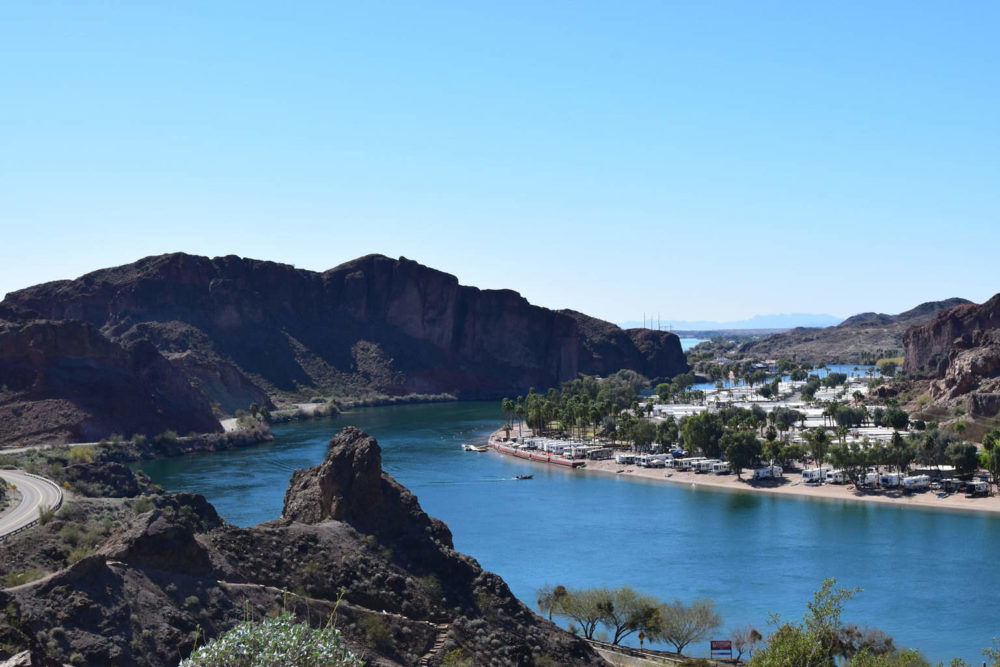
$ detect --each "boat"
[462,444,488,452]
[515,474,533,480]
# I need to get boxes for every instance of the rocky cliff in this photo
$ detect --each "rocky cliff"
[0,253,687,445]
[737,298,970,364]
[0,428,603,666]
[903,293,1000,419]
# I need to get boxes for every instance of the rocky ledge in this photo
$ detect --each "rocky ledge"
[904,293,1000,419]
[0,428,602,666]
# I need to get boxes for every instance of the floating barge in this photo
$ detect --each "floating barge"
[489,440,586,468]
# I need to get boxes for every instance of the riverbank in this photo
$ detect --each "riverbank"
[488,430,1000,516]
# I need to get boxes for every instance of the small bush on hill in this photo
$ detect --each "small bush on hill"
[179,612,362,667]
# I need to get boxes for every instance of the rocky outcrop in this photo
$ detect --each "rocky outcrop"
[738,298,970,364]
[1,253,687,445]
[0,428,602,666]
[0,316,221,444]
[902,295,1000,418]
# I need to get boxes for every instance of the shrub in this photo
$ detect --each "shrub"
[4,569,47,587]
[359,614,393,652]
[38,504,56,525]
[131,497,155,515]
[179,612,362,666]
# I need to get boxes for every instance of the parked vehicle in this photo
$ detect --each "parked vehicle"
[694,459,720,474]
[753,465,783,480]
[968,480,990,497]
[802,466,831,483]
[880,473,902,488]
[825,470,846,484]
[903,474,931,491]
[711,461,731,475]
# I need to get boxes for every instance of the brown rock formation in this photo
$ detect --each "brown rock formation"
[903,295,1000,418]
[1,253,687,445]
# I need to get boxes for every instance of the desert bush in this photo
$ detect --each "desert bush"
[359,614,393,652]
[178,612,362,666]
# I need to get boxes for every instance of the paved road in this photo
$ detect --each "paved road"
[0,470,63,538]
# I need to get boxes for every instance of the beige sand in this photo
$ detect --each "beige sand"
[489,431,1000,515]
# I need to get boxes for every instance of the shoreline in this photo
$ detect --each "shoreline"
[488,430,1000,517]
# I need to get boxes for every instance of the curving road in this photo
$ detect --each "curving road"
[0,471,63,539]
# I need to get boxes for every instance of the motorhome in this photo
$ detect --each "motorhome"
[615,453,636,465]
[694,459,720,474]
[861,472,879,488]
[903,474,931,491]
[880,473,902,488]
[825,470,846,484]
[711,461,731,475]
[801,466,831,483]
[753,465,783,480]
[674,457,706,472]
[637,454,666,468]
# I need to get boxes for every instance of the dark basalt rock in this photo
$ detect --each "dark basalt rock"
[1,252,688,445]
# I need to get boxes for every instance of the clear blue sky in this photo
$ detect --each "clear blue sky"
[2,1,998,323]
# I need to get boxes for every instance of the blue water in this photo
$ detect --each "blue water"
[693,364,880,392]
[139,402,994,662]
[679,337,706,351]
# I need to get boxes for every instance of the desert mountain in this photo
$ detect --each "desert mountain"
[0,253,687,445]
[737,298,970,365]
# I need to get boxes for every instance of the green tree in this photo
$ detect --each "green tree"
[558,587,612,639]
[750,578,860,667]
[682,412,725,458]
[723,430,762,480]
[947,442,980,478]
[536,584,568,621]
[649,598,722,655]
[599,586,662,645]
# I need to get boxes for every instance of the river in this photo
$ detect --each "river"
[139,402,996,662]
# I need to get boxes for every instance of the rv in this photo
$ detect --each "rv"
[902,475,931,491]
[674,457,706,472]
[753,465,783,480]
[801,466,831,483]
[694,459,720,474]
[615,453,636,465]
[637,454,666,468]
[967,480,990,497]
[880,473,902,488]
[861,471,879,488]
[711,461,731,475]
[825,470,846,484]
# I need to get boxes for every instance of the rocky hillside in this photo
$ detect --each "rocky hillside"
[0,427,603,666]
[0,253,687,445]
[903,293,1000,420]
[737,298,970,364]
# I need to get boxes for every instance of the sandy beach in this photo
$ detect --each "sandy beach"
[489,431,1000,516]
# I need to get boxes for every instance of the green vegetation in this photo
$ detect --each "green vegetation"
[178,612,362,667]
[540,584,721,653]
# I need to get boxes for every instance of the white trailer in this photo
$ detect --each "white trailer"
[615,453,636,465]
[711,461,731,475]
[694,459,720,474]
[674,457,706,472]
[880,473,902,488]
[753,465,783,480]
[903,474,931,491]
[802,466,831,483]
[825,470,846,484]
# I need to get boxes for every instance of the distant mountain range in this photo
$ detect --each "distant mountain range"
[619,313,843,332]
